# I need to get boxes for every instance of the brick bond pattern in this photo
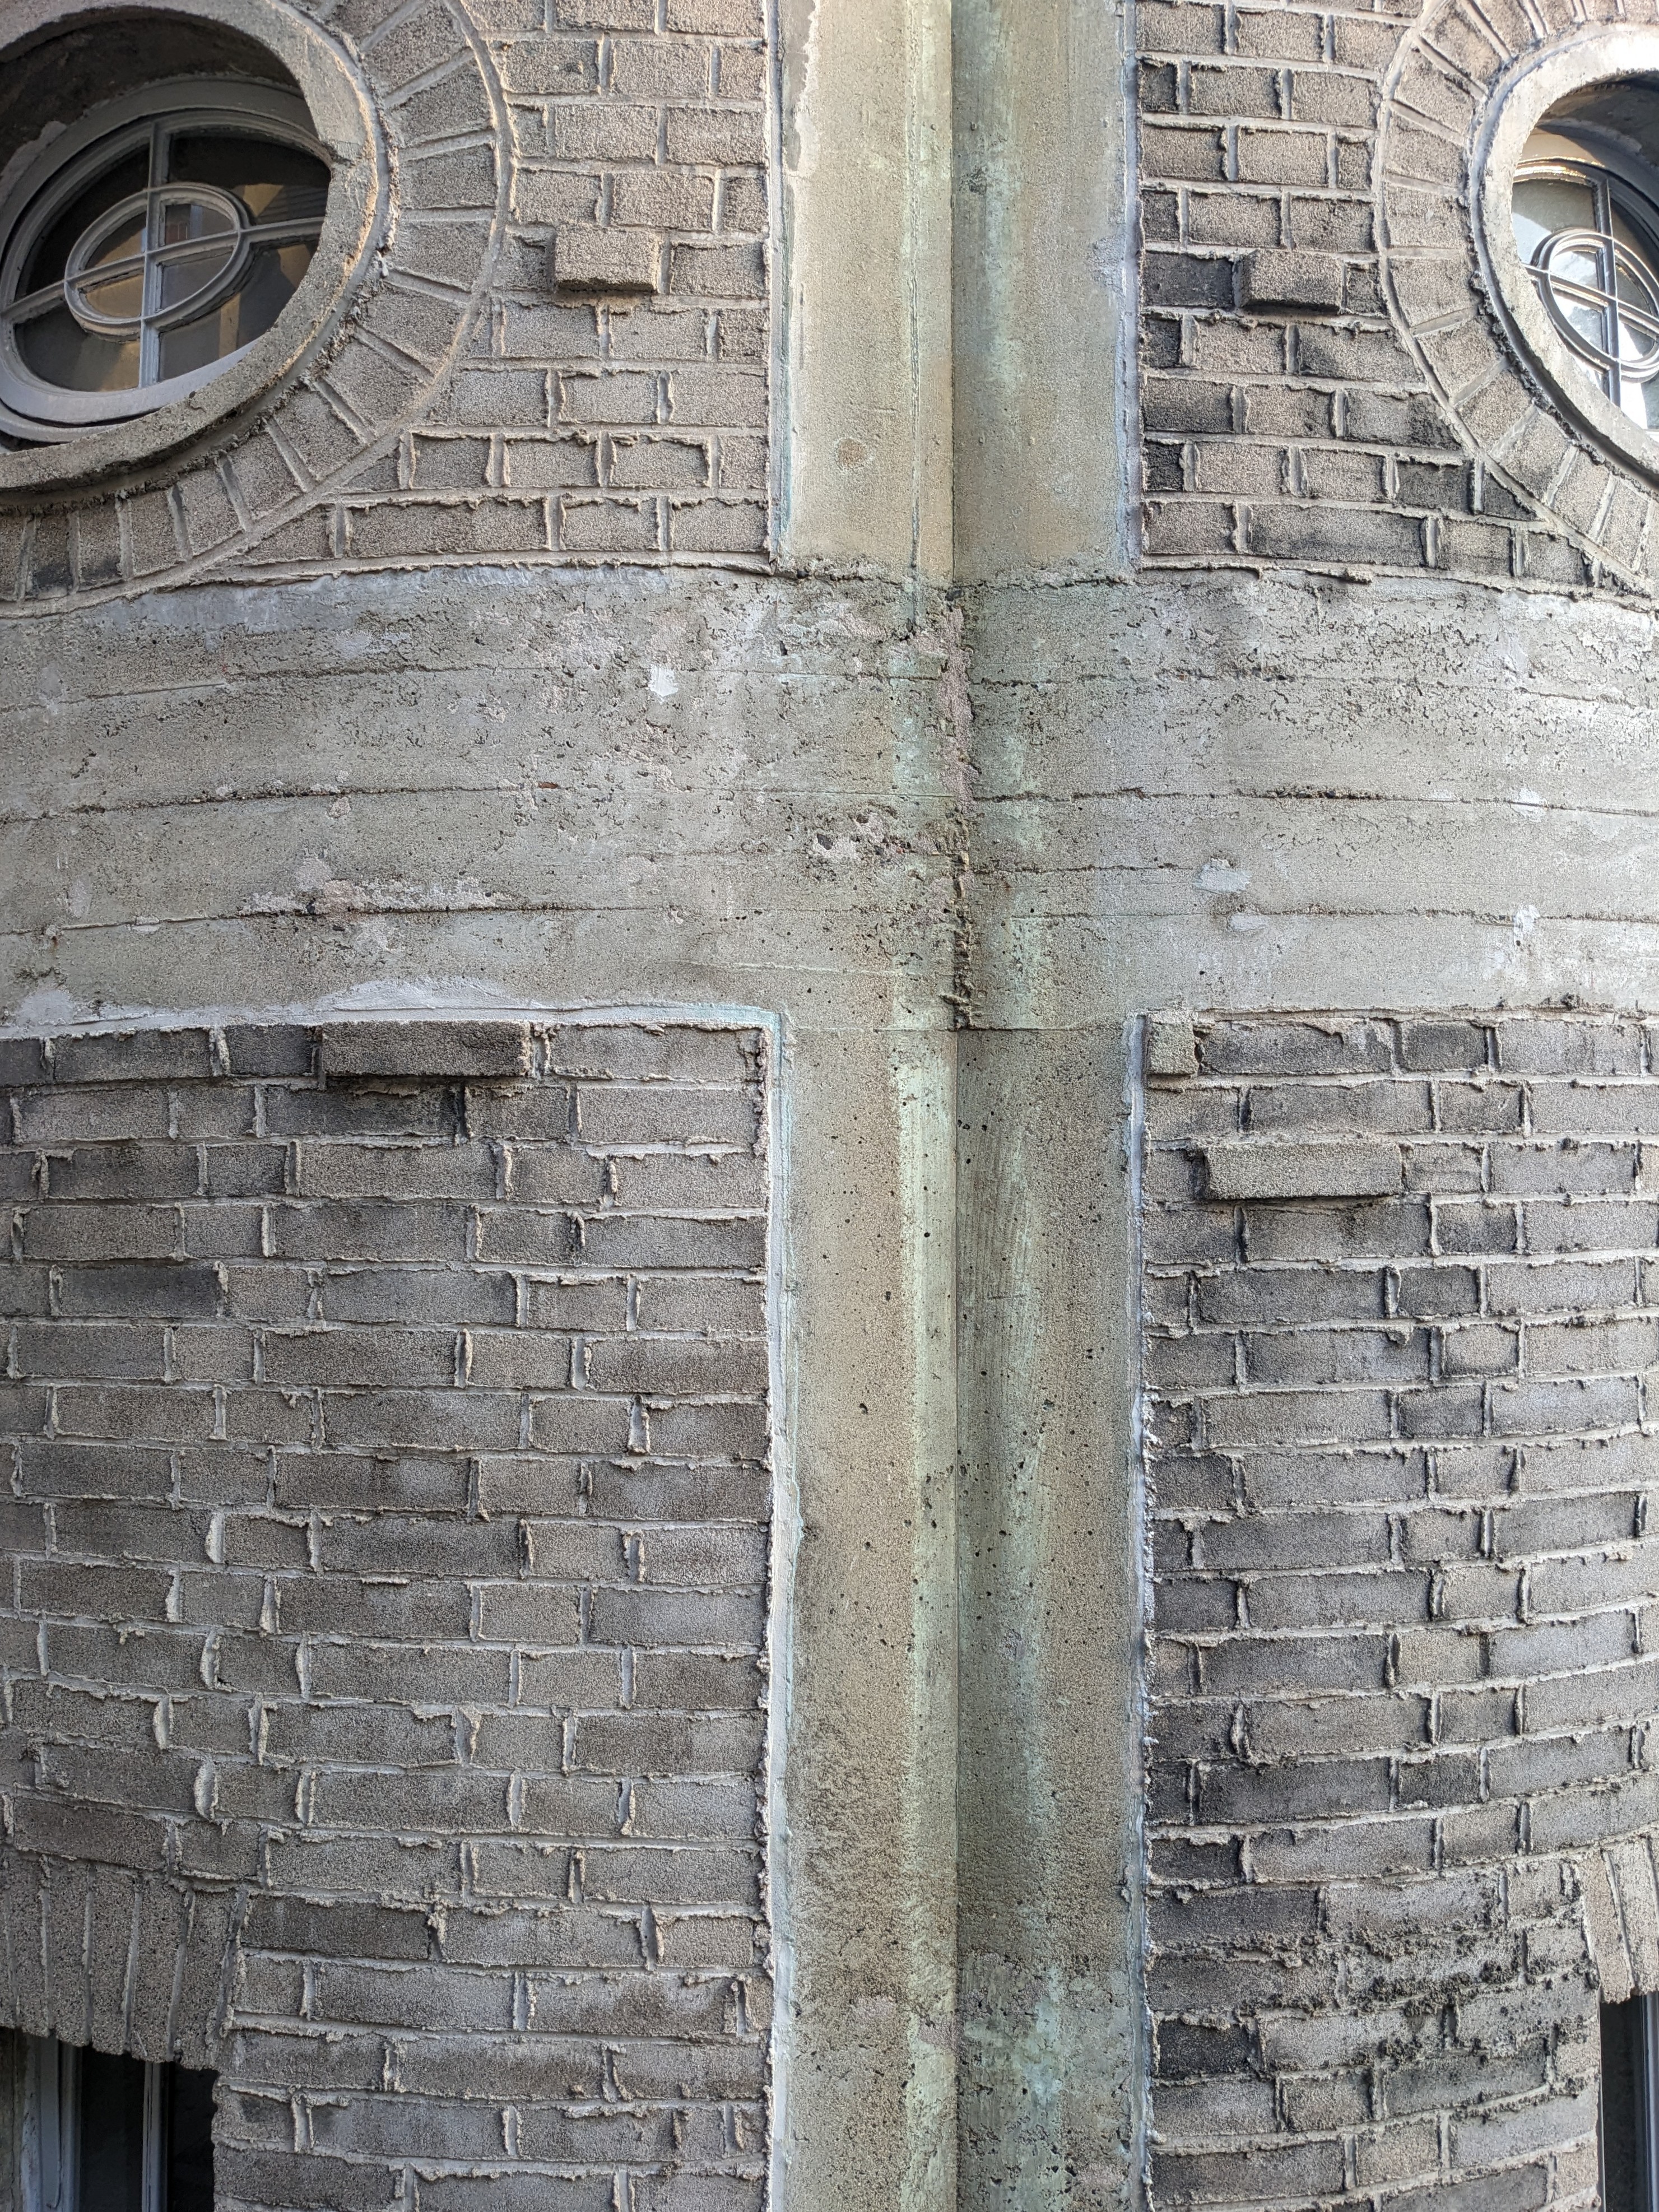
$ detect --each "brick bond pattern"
[1137,0,1659,597]
[0,0,770,610]
[0,1016,773,2212]
[1141,1013,1659,2212]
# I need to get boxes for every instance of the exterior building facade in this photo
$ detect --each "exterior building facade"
[4,1,1659,2211]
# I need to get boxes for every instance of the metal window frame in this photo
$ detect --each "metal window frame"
[1514,152,1659,416]
[18,2036,169,2212]
[0,75,328,440]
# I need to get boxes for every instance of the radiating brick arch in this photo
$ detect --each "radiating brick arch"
[1375,5,1659,595]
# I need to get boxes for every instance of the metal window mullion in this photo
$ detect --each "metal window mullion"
[1596,174,1624,405]
[22,2037,80,2212]
[1639,1995,1659,2212]
[137,119,166,386]
[141,2060,167,2212]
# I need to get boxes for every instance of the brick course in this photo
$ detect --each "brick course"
[0,1015,773,2211]
[1141,1011,1659,2212]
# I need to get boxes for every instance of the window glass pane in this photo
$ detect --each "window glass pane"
[83,216,145,273]
[1601,1997,1649,2212]
[156,239,314,378]
[154,212,241,319]
[166,2066,216,2212]
[19,150,151,299]
[1513,173,1596,264]
[15,303,140,390]
[164,133,329,229]
[75,262,145,323]
[75,2048,146,2212]
[1548,233,1611,354]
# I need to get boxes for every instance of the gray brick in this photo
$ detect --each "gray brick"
[1239,1442,1423,1507]
[1197,1018,1392,1077]
[266,1200,473,1261]
[220,1025,314,1078]
[1489,1139,1641,1197]
[1241,1198,1432,1262]
[1205,1136,1401,1199]
[1528,1082,1659,1137]
[1487,1255,1639,1314]
[51,1030,215,1084]
[1242,1324,1427,1386]
[1517,1196,1659,1253]
[1489,1374,1639,1438]
[262,1084,460,1140]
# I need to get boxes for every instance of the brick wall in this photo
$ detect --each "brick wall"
[0,1014,774,2212]
[1136,0,1659,596]
[1141,1011,1659,2212]
[0,0,770,607]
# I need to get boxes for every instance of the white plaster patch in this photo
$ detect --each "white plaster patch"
[1199,860,1251,893]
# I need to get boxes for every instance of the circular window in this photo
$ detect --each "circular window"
[1513,132,1659,433]
[0,77,330,443]
[1476,39,1659,484]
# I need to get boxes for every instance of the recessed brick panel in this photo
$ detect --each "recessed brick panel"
[1140,1011,1659,2212]
[0,1015,773,2212]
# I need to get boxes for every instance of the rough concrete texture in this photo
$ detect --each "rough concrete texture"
[1141,1011,1659,2212]
[0,1015,773,2212]
[966,570,1659,1028]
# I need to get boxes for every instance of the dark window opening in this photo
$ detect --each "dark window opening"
[1601,1997,1659,2212]
[8,2035,213,2212]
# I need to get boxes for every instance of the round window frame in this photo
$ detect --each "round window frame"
[0,0,385,494]
[1476,29,1659,487]
[0,78,332,440]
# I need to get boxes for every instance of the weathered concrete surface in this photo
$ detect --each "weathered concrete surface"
[951,0,1131,583]
[778,0,953,577]
[968,571,1659,1029]
[957,1026,1137,2212]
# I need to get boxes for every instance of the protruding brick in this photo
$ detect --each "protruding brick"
[1240,247,1345,313]
[316,1020,533,1079]
[551,225,663,296]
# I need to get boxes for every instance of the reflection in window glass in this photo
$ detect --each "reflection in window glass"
[1513,132,1659,431]
[0,83,328,436]
[11,2032,216,2212]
